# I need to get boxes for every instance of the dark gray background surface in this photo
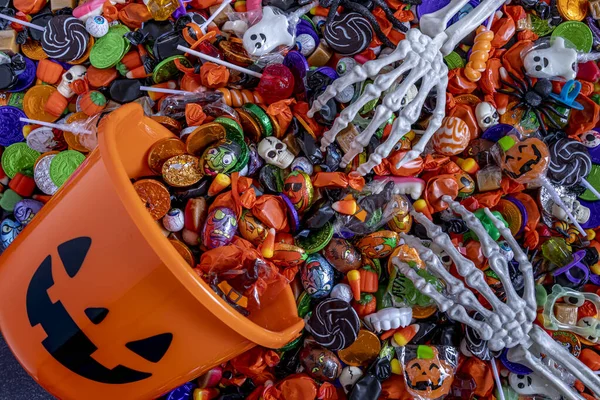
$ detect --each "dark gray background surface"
[0,334,53,399]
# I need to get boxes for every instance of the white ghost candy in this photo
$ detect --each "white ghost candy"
[242,7,294,57]
[508,372,561,400]
[523,37,577,81]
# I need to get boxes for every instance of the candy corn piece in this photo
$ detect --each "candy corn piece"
[390,358,402,375]
[393,324,420,347]
[456,157,480,174]
[208,173,231,196]
[413,199,433,220]
[347,269,361,301]
[197,366,223,388]
[126,65,151,79]
[193,387,219,400]
[260,228,276,259]
[332,195,358,215]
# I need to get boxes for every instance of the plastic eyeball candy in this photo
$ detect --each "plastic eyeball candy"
[162,208,185,232]
[86,15,109,38]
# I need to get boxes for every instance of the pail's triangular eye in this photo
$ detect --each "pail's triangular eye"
[85,307,109,324]
[126,333,173,363]
[57,237,92,278]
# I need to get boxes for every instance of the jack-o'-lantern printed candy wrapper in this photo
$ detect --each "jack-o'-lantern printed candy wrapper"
[397,345,459,400]
[491,134,550,185]
[333,180,417,236]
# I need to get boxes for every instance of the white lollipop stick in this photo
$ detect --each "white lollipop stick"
[177,45,263,78]
[20,117,92,135]
[540,178,587,237]
[581,178,600,200]
[139,86,193,95]
[490,358,506,400]
[0,14,44,31]
[199,0,232,33]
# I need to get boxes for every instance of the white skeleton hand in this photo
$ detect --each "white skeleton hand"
[393,195,600,400]
[307,29,448,176]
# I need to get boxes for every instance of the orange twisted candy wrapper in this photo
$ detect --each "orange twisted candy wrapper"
[465,26,494,82]
[185,103,207,126]
[200,62,230,88]
[267,99,296,134]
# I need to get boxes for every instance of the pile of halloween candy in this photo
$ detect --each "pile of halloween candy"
[6,0,600,396]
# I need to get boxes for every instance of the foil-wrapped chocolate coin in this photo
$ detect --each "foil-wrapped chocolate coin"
[133,179,171,220]
[148,137,187,174]
[162,154,203,187]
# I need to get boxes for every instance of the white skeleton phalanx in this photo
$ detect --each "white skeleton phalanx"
[394,196,600,400]
[308,0,509,175]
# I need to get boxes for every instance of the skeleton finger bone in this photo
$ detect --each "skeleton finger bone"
[307,40,412,118]
[340,64,429,168]
[483,208,537,318]
[320,54,419,152]
[396,76,447,169]
[356,68,441,175]
[393,258,494,340]
[508,339,586,400]
[400,233,495,320]
[419,0,471,39]
[363,307,412,333]
[410,209,513,320]
[529,325,600,397]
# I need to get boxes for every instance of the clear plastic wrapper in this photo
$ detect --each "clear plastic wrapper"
[397,345,459,400]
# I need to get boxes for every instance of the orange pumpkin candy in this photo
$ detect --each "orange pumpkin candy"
[37,59,64,85]
[404,346,455,399]
[497,135,549,184]
[79,91,107,116]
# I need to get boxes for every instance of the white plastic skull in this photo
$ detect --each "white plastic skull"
[508,373,561,400]
[400,84,418,109]
[475,101,499,131]
[339,366,363,394]
[242,7,294,57]
[578,317,600,343]
[258,137,295,169]
[552,197,591,224]
[523,37,577,81]
[57,65,87,98]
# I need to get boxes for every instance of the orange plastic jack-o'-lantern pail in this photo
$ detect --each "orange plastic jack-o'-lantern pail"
[0,103,304,399]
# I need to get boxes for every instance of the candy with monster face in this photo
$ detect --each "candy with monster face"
[0,218,23,249]
[14,199,43,226]
[356,231,399,259]
[201,207,237,249]
[201,139,241,176]
[300,346,342,381]
[238,210,268,246]
[283,171,313,212]
[323,238,362,273]
[301,253,334,298]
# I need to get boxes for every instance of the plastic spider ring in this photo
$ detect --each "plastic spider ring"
[549,80,584,111]
[552,250,589,285]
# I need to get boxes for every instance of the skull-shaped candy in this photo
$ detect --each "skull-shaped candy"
[57,65,87,98]
[475,101,499,131]
[339,366,363,393]
[551,196,591,224]
[258,137,294,169]
[400,85,418,109]
[523,37,577,81]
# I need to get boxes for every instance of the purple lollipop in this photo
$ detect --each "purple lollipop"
[417,0,451,20]
[500,349,533,375]
[0,106,25,146]
[481,123,513,142]
[283,50,309,94]
[8,57,36,93]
